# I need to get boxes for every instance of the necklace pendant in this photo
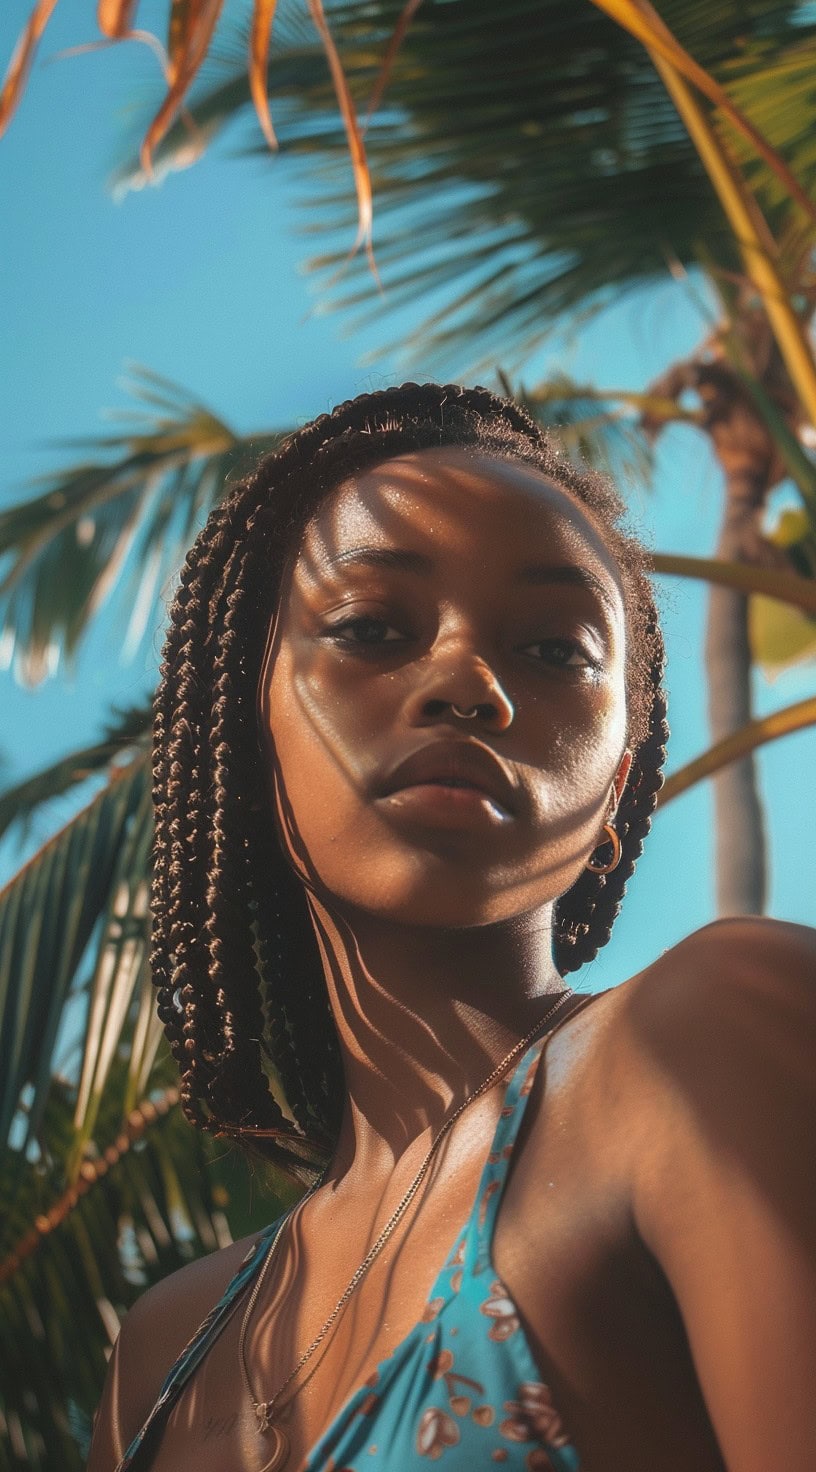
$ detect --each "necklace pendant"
[255,1401,274,1434]
[257,1421,290,1472]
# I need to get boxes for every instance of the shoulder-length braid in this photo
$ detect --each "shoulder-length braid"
[555,612,668,971]
[151,382,669,1164]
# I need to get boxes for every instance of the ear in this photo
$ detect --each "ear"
[610,748,634,817]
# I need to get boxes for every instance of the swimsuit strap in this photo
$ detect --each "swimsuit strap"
[464,989,603,1278]
[115,1223,281,1471]
[115,988,603,1470]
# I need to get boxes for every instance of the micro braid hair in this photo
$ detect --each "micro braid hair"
[150,382,669,1164]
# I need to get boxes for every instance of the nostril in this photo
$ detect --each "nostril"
[423,697,504,724]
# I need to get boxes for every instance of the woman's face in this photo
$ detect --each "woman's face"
[258,447,632,928]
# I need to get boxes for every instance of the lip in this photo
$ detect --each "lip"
[374,740,519,818]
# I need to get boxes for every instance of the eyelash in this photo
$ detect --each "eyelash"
[321,616,601,670]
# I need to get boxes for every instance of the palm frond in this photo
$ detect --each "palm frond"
[659,693,816,804]
[115,0,815,371]
[717,31,816,213]
[0,367,283,685]
[649,550,816,613]
[0,756,149,1150]
[0,703,151,845]
[0,1075,289,1471]
[503,371,665,486]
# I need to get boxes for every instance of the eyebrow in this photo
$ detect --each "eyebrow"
[517,562,619,616]
[329,546,619,616]
[330,547,432,575]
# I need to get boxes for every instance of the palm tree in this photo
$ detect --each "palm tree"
[1,368,815,1468]
[0,376,297,1470]
[5,0,816,915]
[2,3,816,1461]
[101,0,816,913]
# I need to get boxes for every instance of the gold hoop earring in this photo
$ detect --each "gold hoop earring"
[585,823,622,875]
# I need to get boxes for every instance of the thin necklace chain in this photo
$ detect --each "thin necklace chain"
[239,987,575,1433]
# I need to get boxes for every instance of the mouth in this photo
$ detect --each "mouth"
[374,741,518,823]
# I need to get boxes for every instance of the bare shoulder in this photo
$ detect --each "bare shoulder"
[617,915,816,1071]
[88,1230,261,1470]
[606,919,816,1470]
[540,916,816,1203]
[117,1227,260,1371]
[600,916,816,1237]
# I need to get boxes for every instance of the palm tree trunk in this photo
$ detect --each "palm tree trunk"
[704,467,768,914]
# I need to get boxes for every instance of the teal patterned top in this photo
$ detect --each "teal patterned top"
[116,1028,583,1472]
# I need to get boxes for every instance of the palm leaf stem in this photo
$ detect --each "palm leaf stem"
[651,55,816,428]
[589,0,816,224]
[0,1085,179,1288]
[658,694,816,806]
[648,552,816,613]
[527,385,705,425]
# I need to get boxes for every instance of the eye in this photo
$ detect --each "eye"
[519,637,599,670]
[323,615,408,647]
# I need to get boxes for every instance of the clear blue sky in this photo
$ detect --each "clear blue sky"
[1,3,813,991]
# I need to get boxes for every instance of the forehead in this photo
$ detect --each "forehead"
[300,446,624,597]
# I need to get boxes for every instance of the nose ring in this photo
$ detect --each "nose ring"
[450,703,480,719]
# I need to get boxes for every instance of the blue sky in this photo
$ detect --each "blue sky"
[1,3,813,992]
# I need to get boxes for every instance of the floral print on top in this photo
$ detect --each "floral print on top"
[115,1027,584,1472]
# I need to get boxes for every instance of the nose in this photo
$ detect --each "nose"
[405,650,515,732]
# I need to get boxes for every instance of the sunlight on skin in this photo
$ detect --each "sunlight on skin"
[259,448,631,924]
[86,446,816,1472]
[256,447,633,1163]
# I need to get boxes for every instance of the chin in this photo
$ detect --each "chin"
[315,851,544,931]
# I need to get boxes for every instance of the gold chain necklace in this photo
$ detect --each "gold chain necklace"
[238,987,576,1469]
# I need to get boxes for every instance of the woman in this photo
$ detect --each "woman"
[88,383,815,1472]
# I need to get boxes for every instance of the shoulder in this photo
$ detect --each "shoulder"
[87,1231,261,1470]
[546,917,814,1131]
[604,917,815,1267]
[613,920,816,1467]
[618,915,815,1087]
[540,918,815,1219]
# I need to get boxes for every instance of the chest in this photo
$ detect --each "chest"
[146,1123,505,1472]
[133,1046,725,1472]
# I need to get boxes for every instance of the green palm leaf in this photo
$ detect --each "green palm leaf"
[0,703,151,845]
[0,368,283,684]
[0,756,148,1149]
[502,371,663,485]
[112,1,816,369]
[0,733,295,1468]
[0,1078,289,1471]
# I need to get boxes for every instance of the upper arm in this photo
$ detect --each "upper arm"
[87,1285,168,1472]
[87,1234,255,1472]
[629,919,816,1472]
[87,1325,127,1472]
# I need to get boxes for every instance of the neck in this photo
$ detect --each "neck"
[306,895,566,1175]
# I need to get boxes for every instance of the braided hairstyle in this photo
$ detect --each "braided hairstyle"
[151,382,669,1168]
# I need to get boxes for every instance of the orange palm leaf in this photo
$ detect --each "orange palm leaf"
[0,0,60,138]
[364,0,424,126]
[167,0,195,84]
[97,0,140,39]
[140,0,223,173]
[249,0,280,151]
[305,0,376,273]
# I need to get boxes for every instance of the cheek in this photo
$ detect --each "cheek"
[521,675,628,841]
[262,643,381,877]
